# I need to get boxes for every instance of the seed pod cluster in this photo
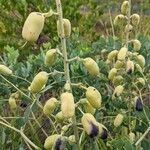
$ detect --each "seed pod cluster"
[61,92,75,118]
[113,85,124,97]
[131,14,140,26]
[114,114,124,127]
[43,98,58,115]
[121,1,129,15]
[126,59,134,74]
[81,113,99,138]
[22,12,45,42]
[113,75,124,86]
[0,64,12,76]
[132,39,141,51]
[28,71,48,93]
[57,18,71,38]
[114,60,124,69]
[83,57,100,76]
[117,47,128,61]
[86,86,102,109]
[136,55,145,68]
[45,49,57,66]
[134,96,143,111]
[56,111,64,122]
[114,14,126,26]
[108,68,117,80]
[107,50,118,61]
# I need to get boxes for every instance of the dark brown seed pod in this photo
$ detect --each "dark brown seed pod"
[135,97,143,111]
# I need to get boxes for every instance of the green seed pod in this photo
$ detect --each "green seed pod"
[126,60,134,74]
[137,78,145,86]
[57,18,71,38]
[22,12,45,42]
[114,14,126,26]
[98,123,108,139]
[113,85,124,97]
[114,60,124,69]
[61,92,75,118]
[113,75,124,86]
[28,71,48,93]
[56,111,64,122]
[114,114,124,127]
[107,50,118,61]
[86,86,102,109]
[8,97,17,109]
[43,98,58,115]
[136,55,145,68]
[117,47,128,61]
[131,14,140,26]
[44,134,60,150]
[81,113,99,138]
[68,135,76,144]
[45,49,57,66]
[83,57,100,76]
[129,132,135,143]
[125,24,133,33]
[108,68,117,80]
[121,1,129,15]
[0,64,12,76]
[132,39,141,51]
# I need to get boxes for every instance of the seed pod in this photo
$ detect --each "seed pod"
[83,57,100,76]
[44,134,59,150]
[114,14,126,26]
[43,98,58,115]
[137,77,145,86]
[28,71,48,93]
[136,55,145,68]
[61,92,75,118]
[45,49,57,66]
[135,64,143,73]
[57,18,71,38]
[134,96,143,111]
[0,64,12,76]
[22,12,45,42]
[56,111,64,122]
[117,47,128,61]
[68,135,76,144]
[125,24,133,33]
[113,75,124,86]
[113,85,124,97]
[114,114,124,127]
[98,123,108,140]
[114,60,124,69]
[132,39,141,51]
[121,126,128,135]
[129,132,135,143]
[8,97,17,109]
[126,60,134,74]
[81,113,99,138]
[121,1,129,15]
[131,14,140,26]
[107,50,118,61]
[86,86,102,109]
[52,136,66,150]
[108,68,117,80]
[83,100,96,115]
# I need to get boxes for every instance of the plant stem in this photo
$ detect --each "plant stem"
[55,0,80,147]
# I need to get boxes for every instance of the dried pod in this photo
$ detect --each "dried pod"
[61,92,75,118]
[121,1,129,15]
[81,113,99,138]
[129,132,135,143]
[45,49,57,66]
[134,97,143,111]
[137,78,145,86]
[22,12,45,42]
[98,123,108,140]
[86,86,102,109]
[131,14,140,26]
[8,97,17,109]
[28,71,48,93]
[108,68,117,80]
[113,75,124,86]
[126,60,134,74]
[114,14,126,26]
[107,50,118,61]
[125,24,133,33]
[132,39,141,51]
[0,64,12,76]
[113,85,124,97]
[114,114,124,127]
[83,57,100,76]
[114,60,124,69]
[56,111,64,122]
[136,55,145,68]
[57,18,71,38]
[43,98,58,115]
[117,47,128,61]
